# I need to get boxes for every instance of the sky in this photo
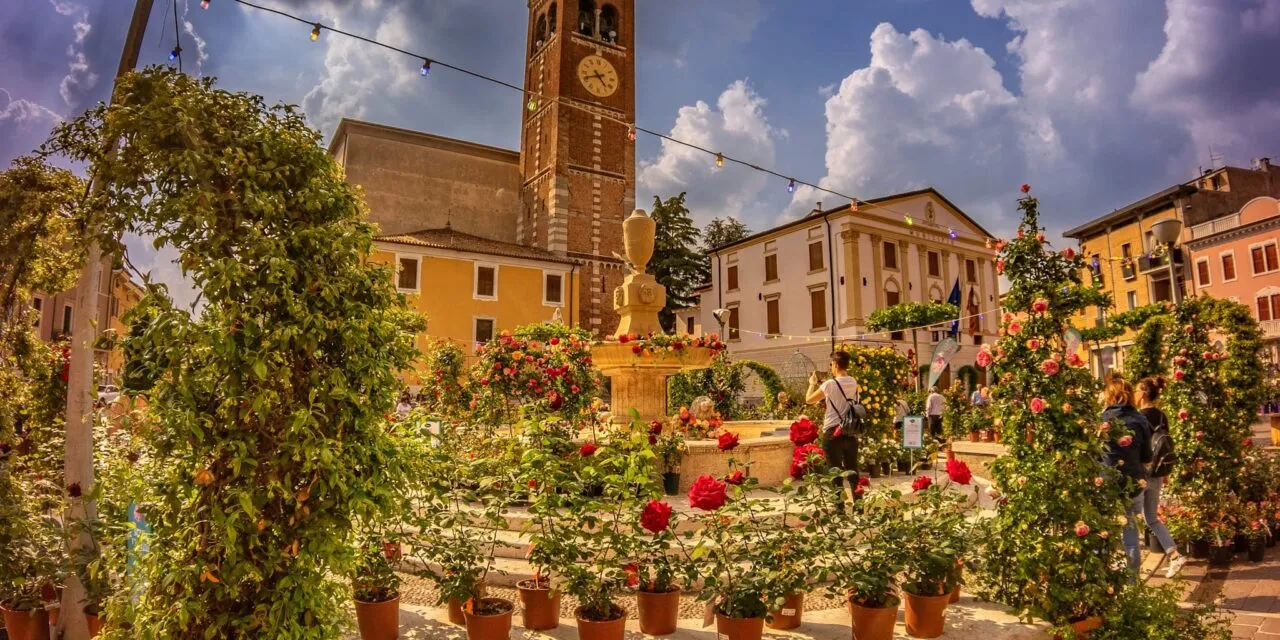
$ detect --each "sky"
[2,0,1279,309]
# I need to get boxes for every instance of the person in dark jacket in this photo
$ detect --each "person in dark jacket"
[1099,375,1152,577]
[1136,376,1186,578]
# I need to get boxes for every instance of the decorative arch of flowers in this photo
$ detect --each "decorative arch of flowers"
[833,344,912,435]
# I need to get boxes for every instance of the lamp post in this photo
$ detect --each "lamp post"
[1150,217,1184,304]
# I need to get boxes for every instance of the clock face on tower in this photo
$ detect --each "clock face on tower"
[577,55,619,98]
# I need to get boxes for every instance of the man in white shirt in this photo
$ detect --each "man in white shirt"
[806,351,860,495]
[926,388,945,439]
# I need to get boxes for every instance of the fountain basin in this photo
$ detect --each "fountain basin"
[674,421,792,492]
[592,344,716,424]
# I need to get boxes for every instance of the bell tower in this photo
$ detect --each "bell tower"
[519,0,636,336]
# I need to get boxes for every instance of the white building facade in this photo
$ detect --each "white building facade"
[692,188,1001,394]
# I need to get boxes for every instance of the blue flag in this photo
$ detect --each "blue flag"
[947,279,961,335]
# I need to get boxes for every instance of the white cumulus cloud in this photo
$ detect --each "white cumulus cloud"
[638,80,782,226]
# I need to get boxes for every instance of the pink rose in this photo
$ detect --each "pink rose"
[1100,421,1111,432]
[1194,431,1205,441]
[1177,410,1189,421]
[1032,298,1049,313]
[1117,435,1133,447]
[1030,398,1046,414]
[1075,521,1090,537]
[1008,322,1021,335]
[976,350,993,368]
[1026,338,1042,350]
[1066,352,1083,367]
[1040,359,1060,376]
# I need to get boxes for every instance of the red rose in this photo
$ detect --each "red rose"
[1032,298,1049,313]
[619,334,630,344]
[1029,397,1046,414]
[946,459,972,485]
[1177,409,1189,421]
[1075,521,1090,537]
[679,408,691,422]
[673,342,684,351]
[528,480,537,489]
[857,476,871,488]
[687,475,727,511]
[640,500,673,533]
[579,442,598,457]
[1066,352,1083,367]
[1195,431,1205,441]
[548,393,564,410]
[725,470,746,486]
[550,337,560,346]
[717,432,740,452]
[648,434,658,445]
[854,485,865,497]
[624,563,640,588]
[790,444,826,479]
[1117,435,1133,447]
[632,345,643,355]
[1021,183,1031,193]
[1244,438,1254,447]
[1063,247,1076,259]
[649,420,664,435]
[1174,370,1185,381]
[789,418,818,446]
[912,476,933,492]
[1040,359,1060,376]
[996,259,1005,275]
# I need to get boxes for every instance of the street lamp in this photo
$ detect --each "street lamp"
[1150,217,1184,304]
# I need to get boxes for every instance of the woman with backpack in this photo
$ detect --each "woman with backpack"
[1136,376,1186,578]
[806,350,862,496]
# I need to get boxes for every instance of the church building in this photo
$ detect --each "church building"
[329,0,635,348]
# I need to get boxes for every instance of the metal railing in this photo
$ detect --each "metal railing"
[1261,320,1280,338]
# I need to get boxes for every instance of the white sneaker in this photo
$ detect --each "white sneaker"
[1165,554,1187,578]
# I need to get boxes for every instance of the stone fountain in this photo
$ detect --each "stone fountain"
[591,209,715,425]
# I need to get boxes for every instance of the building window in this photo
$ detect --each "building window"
[474,264,497,300]
[764,254,779,282]
[599,3,619,43]
[766,297,781,336]
[1126,291,1138,310]
[31,297,42,328]
[686,316,694,335]
[885,289,903,340]
[577,0,595,36]
[1152,279,1173,304]
[474,317,495,344]
[397,256,419,291]
[810,288,827,330]
[1251,242,1279,275]
[1222,252,1237,281]
[728,305,740,340]
[726,265,739,291]
[927,251,940,277]
[1121,243,1136,280]
[965,259,977,283]
[62,304,73,335]
[883,242,898,271]
[1257,294,1280,322]
[808,241,824,271]
[544,272,564,305]
[1090,255,1104,286]
[1195,258,1211,287]
[110,297,119,319]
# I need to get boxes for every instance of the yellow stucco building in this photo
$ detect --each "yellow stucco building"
[371,226,581,384]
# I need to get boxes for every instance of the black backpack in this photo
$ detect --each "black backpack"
[830,379,868,437]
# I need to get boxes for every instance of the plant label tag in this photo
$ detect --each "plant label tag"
[781,608,796,616]
[702,603,715,628]
[717,635,729,640]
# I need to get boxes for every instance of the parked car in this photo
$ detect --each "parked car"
[98,384,120,403]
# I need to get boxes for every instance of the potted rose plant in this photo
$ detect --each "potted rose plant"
[518,416,584,631]
[633,498,685,635]
[649,419,687,496]
[352,536,403,640]
[899,477,972,638]
[758,464,832,631]
[815,483,909,640]
[0,469,63,640]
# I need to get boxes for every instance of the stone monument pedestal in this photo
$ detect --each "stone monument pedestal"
[593,344,714,425]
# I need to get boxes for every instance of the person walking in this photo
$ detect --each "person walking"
[970,385,987,407]
[1099,375,1153,578]
[807,351,861,495]
[926,387,945,439]
[1135,376,1186,577]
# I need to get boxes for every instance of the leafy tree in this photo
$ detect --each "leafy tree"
[649,193,704,332]
[45,67,423,639]
[977,189,1129,633]
[866,301,958,390]
[702,216,750,251]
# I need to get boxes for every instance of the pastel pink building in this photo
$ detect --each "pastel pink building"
[1185,195,1280,366]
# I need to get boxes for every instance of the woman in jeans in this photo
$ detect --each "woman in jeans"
[1136,376,1187,578]
[1099,375,1152,579]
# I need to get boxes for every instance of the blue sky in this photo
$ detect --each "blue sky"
[3,0,1279,307]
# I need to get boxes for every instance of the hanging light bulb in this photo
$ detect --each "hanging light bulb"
[627,125,636,141]
[310,23,321,41]
[420,59,431,76]
[527,97,538,112]
[948,228,957,239]
[169,45,182,61]
[715,153,724,168]
[200,0,210,8]
[786,179,796,193]
[905,215,914,226]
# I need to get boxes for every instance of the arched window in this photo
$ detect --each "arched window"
[577,0,596,36]
[547,3,557,34]
[599,4,619,43]
[533,14,548,51]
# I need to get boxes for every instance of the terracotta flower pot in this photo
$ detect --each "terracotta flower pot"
[576,605,626,640]
[447,583,487,626]
[981,430,994,442]
[1069,615,1102,638]
[848,597,899,640]
[948,585,960,604]
[2,605,51,640]
[87,612,103,637]
[715,613,764,640]
[516,579,560,630]
[766,592,804,630]
[903,591,949,638]
[637,588,680,636]
[967,432,980,442]
[353,596,399,640]
[463,598,513,640]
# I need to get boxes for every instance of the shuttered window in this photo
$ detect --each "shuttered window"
[726,265,739,290]
[810,289,826,329]
[728,306,740,340]
[476,266,496,298]
[1196,260,1210,286]
[883,242,898,270]
[927,251,940,277]
[808,242,824,271]
[1222,253,1236,281]
[764,254,779,281]
[766,298,781,335]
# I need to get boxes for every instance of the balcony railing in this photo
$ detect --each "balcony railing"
[1262,320,1280,339]
[1121,262,1136,280]
[1189,213,1240,240]
[1138,248,1184,274]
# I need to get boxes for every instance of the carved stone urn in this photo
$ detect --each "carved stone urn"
[612,209,665,338]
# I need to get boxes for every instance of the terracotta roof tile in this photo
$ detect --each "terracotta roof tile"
[375,227,578,265]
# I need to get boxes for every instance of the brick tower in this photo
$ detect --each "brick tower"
[519,0,636,337]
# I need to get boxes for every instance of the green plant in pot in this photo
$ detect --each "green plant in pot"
[649,418,686,496]
[0,467,64,640]
[755,461,835,631]
[899,477,972,639]
[352,535,403,640]
[518,415,586,632]
[815,482,909,640]
[633,496,686,636]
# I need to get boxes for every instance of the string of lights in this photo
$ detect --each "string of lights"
[204,0,1001,246]
[725,305,1002,343]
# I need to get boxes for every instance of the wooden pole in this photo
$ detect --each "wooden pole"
[61,1,154,638]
